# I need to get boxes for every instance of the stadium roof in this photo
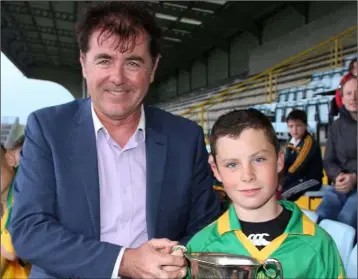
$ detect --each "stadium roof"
[1,1,290,99]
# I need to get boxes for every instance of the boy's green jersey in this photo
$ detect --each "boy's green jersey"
[186,201,346,279]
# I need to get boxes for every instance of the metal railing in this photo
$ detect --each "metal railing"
[180,26,357,134]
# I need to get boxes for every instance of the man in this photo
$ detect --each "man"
[9,2,220,279]
[281,110,323,201]
[316,76,357,228]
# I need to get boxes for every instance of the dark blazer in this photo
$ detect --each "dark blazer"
[9,98,220,279]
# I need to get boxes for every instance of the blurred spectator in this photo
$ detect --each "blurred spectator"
[335,58,357,108]
[1,144,31,278]
[281,110,323,201]
[5,135,24,168]
[317,76,357,228]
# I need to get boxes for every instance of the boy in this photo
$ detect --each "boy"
[186,109,346,279]
[281,110,323,201]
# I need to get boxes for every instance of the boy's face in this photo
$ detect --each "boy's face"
[287,119,306,140]
[210,128,284,211]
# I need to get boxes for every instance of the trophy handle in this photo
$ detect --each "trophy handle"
[263,258,283,279]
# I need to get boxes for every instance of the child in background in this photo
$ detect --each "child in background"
[186,109,346,279]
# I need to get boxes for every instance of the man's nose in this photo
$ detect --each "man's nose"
[109,66,126,85]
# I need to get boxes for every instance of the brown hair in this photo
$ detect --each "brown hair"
[210,109,280,160]
[286,109,307,125]
[348,57,357,74]
[75,1,162,60]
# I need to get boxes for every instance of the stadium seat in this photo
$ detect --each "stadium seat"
[301,209,319,223]
[319,219,356,267]
[346,244,357,279]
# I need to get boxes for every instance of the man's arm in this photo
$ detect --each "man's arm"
[179,126,220,245]
[9,113,121,278]
[323,126,342,182]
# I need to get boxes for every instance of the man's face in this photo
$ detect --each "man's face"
[342,78,357,113]
[80,29,159,120]
[287,119,306,141]
[210,129,284,211]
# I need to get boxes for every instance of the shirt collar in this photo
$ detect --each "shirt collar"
[217,201,315,236]
[91,103,146,139]
[289,137,301,147]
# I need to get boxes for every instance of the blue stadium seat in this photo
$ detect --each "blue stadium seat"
[287,89,296,102]
[301,209,319,223]
[319,219,356,268]
[296,88,305,101]
[346,244,357,279]
[317,97,332,124]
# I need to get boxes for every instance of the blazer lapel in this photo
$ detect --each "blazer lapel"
[72,99,101,238]
[145,107,168,239]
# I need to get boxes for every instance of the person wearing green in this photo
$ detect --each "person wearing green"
[186,109,346,279]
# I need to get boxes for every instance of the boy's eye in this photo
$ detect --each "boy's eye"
[226,163,237,169]
[254,157,266,163]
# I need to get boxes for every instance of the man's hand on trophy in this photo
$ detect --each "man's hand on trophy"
[119,238,187,279]
[162,245,188,278]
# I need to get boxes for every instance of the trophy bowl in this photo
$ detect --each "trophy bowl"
[172,247,283,279]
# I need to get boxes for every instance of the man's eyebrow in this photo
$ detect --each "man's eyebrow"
[126,55,145,64]
[93,53,113,60]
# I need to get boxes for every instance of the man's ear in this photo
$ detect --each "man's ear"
[150,55,160,83]
[277,150,284,173]
[208,154,222,183]
[79,51,87,79]
[4,151,16,168]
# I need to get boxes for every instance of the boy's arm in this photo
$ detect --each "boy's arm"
[319,238,347,279]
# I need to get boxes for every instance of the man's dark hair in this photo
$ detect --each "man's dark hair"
[75,1,162,59]
[210,109,280,159]
[286,109,307,125]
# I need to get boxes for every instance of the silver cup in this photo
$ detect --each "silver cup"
[172,247,283,279]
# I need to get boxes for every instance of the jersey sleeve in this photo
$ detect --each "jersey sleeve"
[320,238,347,279]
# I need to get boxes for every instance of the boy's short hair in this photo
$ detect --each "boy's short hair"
[286,110,307,124]
[209,109,280,159]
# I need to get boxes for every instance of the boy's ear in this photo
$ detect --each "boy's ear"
[4,151,17,168]
[208,154,222,183]
[277,150,284,173]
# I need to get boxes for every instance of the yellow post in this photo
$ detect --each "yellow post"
[200,106,205,129]
[268,71,273,103]
[334,39,339,67]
